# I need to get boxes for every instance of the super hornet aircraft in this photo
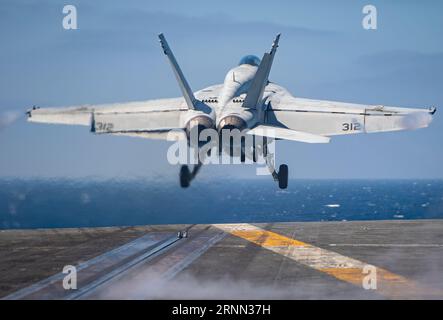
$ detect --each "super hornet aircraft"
[27,34,436,189]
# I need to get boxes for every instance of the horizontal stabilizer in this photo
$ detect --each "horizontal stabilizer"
[247,125,330,143]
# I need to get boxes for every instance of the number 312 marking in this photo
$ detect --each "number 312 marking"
[342,123,362,131]
[96,122,114,131]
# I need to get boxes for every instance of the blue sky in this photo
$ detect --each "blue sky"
[0,0,442,180]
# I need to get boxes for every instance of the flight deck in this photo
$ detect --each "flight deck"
[1,220,442,299]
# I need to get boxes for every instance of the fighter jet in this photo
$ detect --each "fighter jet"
[27,34,436,189]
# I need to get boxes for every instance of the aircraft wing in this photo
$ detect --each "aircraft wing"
[265,94,436,137]
[26,98,201,140]
[247,125,330,143]
[27,33,221,141]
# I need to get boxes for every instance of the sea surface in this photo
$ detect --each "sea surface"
[1,179,442,229]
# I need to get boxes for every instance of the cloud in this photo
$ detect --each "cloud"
[0,111,21,131]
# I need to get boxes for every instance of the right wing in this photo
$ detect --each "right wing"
[27,98,199,140]
[266,93,436,137]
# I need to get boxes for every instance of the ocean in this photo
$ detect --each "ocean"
[1,179,442,229]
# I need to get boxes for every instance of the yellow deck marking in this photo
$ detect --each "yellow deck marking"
[216,223,441,299]
[231,230,307,247]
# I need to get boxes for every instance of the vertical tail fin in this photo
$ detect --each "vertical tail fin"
[242,34,281,109]
[158,33,197,110]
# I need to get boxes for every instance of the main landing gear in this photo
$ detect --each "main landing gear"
[260,138,288,189]
[178,138,288,189]
[266,159,288,189]
[277,164,288,189]
[179,162,202,188]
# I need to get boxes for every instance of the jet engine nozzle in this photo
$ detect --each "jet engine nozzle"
[186,115,214,135]
[185,115,216,148]
[218,115,248,133]
[217,115,250,158]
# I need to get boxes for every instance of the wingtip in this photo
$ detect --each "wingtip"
[429,106,437,115]
[25,105,39,118]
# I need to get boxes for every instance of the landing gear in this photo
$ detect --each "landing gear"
[179,162,202,188]
[178,136,287,189]
[278,164,288,189]
[180,165,191,188]
[261,138,289,189]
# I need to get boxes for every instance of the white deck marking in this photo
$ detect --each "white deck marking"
[329,243,443,247]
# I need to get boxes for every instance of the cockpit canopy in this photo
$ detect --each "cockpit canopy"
[238,55,261,67]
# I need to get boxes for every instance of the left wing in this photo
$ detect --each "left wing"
[27,98,199,140]
[266,94,436,137]
[27,33,220,141]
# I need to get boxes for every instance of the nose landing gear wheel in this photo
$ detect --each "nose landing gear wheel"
[180,165,191,188]
[278,164,288,189]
